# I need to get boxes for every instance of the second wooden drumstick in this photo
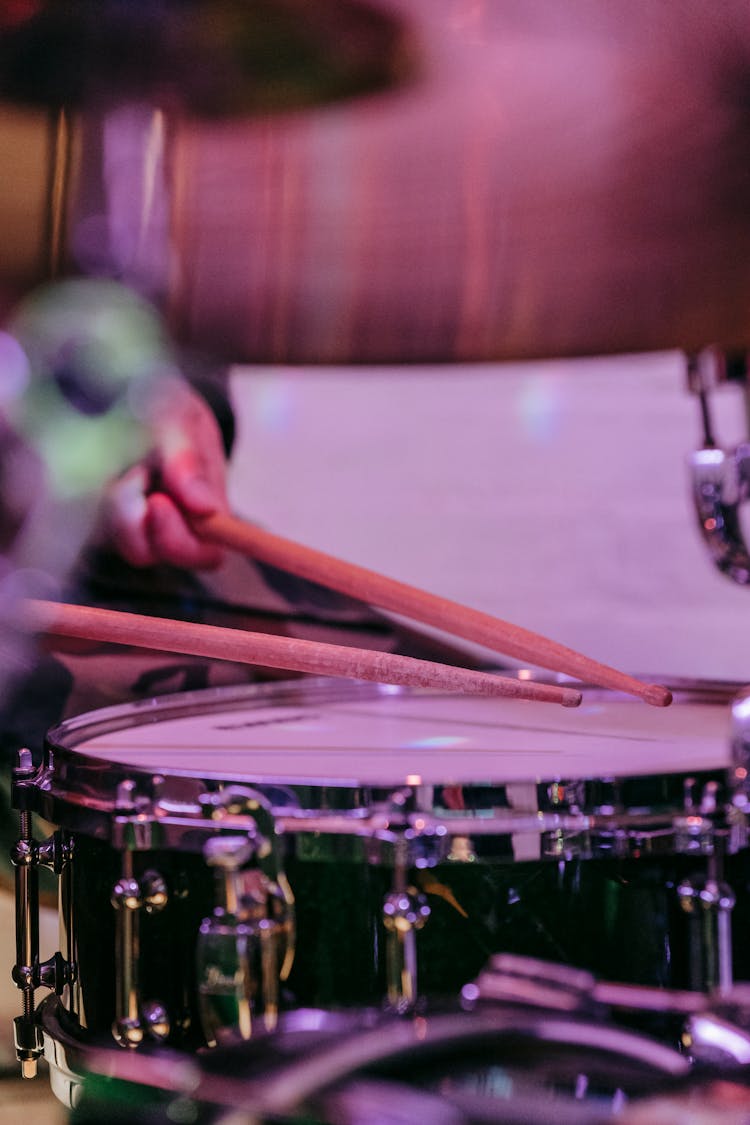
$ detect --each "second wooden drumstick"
[22,599,582,707]
[192,512,672,708]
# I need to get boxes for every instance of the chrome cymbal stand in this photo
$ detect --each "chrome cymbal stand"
[687,349,750,583]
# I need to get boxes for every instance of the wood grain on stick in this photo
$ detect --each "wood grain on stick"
[193,512,672,708]
[23,599,582,707]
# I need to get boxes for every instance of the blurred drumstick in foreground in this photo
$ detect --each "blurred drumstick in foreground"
[22,600,582,707]
[192,513,672,708]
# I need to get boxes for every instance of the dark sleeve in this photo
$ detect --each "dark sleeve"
[0,656,74,767]
[184,365,235,459]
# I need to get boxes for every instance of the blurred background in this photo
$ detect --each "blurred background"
[227,352,750,684]
[2,1,750,1120]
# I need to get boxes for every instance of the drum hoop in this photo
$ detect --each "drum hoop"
[48,675,387,749]
[35,675,746,848]
[48,673,743,754]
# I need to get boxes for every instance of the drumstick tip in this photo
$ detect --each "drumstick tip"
[561,687,583,708]
[644,684,673,708]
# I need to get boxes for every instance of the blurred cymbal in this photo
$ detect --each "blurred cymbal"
[0,0,412,117]
[3,0,750,363]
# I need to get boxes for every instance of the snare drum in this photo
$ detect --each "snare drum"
[11,677,750,1085]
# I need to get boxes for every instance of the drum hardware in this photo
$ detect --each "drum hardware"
[537,765,741,861]
[672,813,717,856]
[728,693,750,857]
[446,835,477,863]
[470,953,711,1018]
[546,779,587,811]
[197,837,286,1047]
[107,774,170,1047]
[478,952,750,1031]
[110,858,170,1048]
[541,825,593,862]
[468,953,611,1021]
[10,747,76,1079]
[276,803,444,1014]
[382,836,432,1014]
[198,786,296,1046]
[687,348,750,584]
[470,952,750,1076]
[673,778,723,856]
[677,872,736,994]
[731,688,750,772]
[684,1010,750,1070]
[280,806,445,1014]
[687,779,720,815]
[200,785,285,873]
[352,801,450,1014]
[542,793,738,993]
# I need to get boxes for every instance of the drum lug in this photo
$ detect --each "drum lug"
[111,865,170,1048]
[404,821,450,868]
[196,833,295,1046]
[10,750,79,1078]
[545,779,586,812]
[382,838,431,1014]
[36,833,74,874]
[10,831,73,876]
[111,778,158,850]
[673,815,716,856]
[544,779,598,859]
[541,827,591,861]
[677,873,736,992]
[382,888,431,1013]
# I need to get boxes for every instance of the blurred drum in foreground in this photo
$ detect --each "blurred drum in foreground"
[3,1,750,363]
[43,955,750,1124]
[61,995,692,1124]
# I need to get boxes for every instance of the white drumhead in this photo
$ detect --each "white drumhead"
[58,683,733,787]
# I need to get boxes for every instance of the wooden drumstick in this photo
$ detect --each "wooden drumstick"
[191,512,672,708]
[22,599,583,707]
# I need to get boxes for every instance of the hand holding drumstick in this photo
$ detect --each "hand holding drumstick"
[95,378,231,571]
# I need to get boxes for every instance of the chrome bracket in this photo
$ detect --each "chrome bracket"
[687,348,750,583]
[199,785,283,880]
[730,691,750,829]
